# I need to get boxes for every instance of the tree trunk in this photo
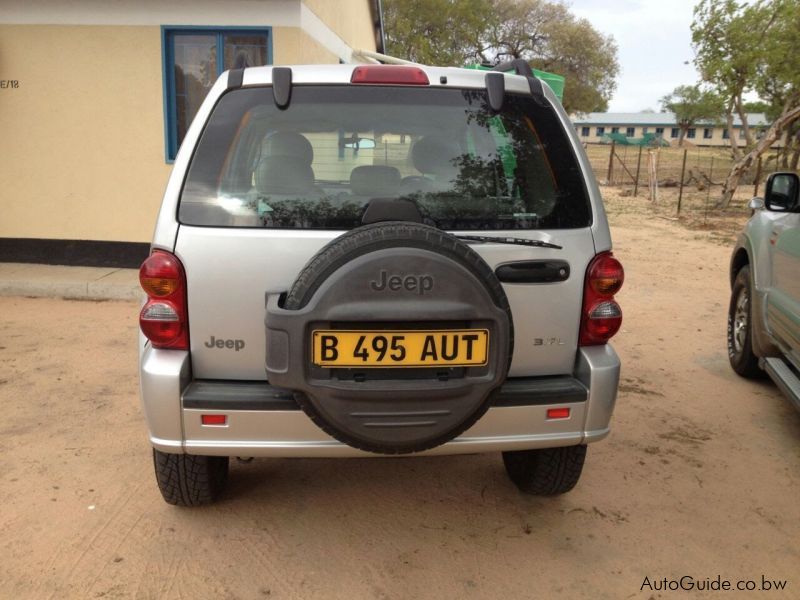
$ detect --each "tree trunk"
[734,93,755,147]
[725,99,742,161]
[678,126,687,147]
[790,128,800,171]
[779,130,790,168]
[718,102,800,208]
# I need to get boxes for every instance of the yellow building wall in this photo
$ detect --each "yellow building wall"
[273,27,338,64]
[303,0,377,53]
[0,20,364,243]
[0,24,170,242]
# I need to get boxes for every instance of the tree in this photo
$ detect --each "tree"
[383,0,620,113]
[530,13,619,112]
[741,100,770,114]
[692,0,778,160]
[660,85,724,146]
[693,0,800,207]
[383,0,490,67]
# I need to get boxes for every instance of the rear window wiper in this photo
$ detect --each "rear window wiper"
[454,235,562,250]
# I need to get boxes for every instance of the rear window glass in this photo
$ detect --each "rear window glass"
[179,85,591,230]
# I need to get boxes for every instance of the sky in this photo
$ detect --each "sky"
[568,0,703,112]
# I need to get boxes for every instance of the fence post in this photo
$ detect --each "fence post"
[677,148,688,216]
[633,145,643,197]
[606,140,616,183]
[705,156,714,225]
[754,155,763,196]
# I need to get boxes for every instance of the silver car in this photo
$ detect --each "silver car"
[138,61,623,506]
[728,172,800,408]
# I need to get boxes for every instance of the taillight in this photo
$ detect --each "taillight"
[579,252,624,346]
[350,65,430,85]
[139,250,188,349]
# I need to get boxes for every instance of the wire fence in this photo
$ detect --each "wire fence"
[583,142,795,214]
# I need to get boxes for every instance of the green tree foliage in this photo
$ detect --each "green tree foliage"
[383,0,491,67]
[383,0,619,113]
[741,101,770,114]
[692,0,768,154]
[660,85,724,146]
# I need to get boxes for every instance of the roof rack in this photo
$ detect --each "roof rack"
[490,58,534,78]
[351,49,421,66]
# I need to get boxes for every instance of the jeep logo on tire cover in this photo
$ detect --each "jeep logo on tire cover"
[369,270,434,294]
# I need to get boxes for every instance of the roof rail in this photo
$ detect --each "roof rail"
[351,49,421,66]
[490,58,534,78]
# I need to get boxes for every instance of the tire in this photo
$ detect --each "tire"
[502,445,587,495]
[152,449,229,506]
[281,221,513,455]
[727,265,763,378]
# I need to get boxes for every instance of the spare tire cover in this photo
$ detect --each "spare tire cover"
[266,221,513,454]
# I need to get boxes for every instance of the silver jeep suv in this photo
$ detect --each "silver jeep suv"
[138,61,623,506]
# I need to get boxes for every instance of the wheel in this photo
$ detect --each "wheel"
[275,220,513,455]
[502,445,587,495]
[152,449,229,506]
[727,265,763,378]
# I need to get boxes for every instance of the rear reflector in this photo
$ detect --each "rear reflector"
[547,408,571,419]
[351,65,430,85]
[201,414,227,426]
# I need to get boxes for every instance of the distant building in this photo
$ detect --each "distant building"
[571,112,776,148]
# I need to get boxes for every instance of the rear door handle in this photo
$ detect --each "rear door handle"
[495,260,570,283]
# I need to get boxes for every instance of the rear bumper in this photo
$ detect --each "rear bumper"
[139,344,620,457]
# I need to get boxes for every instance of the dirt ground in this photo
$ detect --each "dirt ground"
[2,198,799,599]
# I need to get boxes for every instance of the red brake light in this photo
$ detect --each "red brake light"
[139,250,188,350]
[580,252,624,346]
[351,65,430,85]
[140,251,182,296]
[587,253,624,296]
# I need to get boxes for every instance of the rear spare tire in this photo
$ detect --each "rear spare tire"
[267,221,513,454]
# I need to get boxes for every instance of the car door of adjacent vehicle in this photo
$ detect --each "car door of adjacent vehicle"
[767,211,800,368]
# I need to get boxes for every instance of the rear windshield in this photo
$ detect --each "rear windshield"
[179,85,591,230]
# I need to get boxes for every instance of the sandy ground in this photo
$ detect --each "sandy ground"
[1,202,799,599]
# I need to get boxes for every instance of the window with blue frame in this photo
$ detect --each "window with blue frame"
[162,27,272,160]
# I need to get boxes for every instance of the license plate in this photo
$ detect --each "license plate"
[311,329,489,368]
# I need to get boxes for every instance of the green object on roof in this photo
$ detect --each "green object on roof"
[464,63,565,102]
[602,132,670,147]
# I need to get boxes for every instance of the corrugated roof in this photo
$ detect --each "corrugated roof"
[571,112,769,127]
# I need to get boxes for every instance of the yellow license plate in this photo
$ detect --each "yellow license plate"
[311,329,489,368]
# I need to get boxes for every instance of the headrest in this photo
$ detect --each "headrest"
[255,156,314,195]
[350,165,401,196]
[263,132,313,166]
[411,136,461,175]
